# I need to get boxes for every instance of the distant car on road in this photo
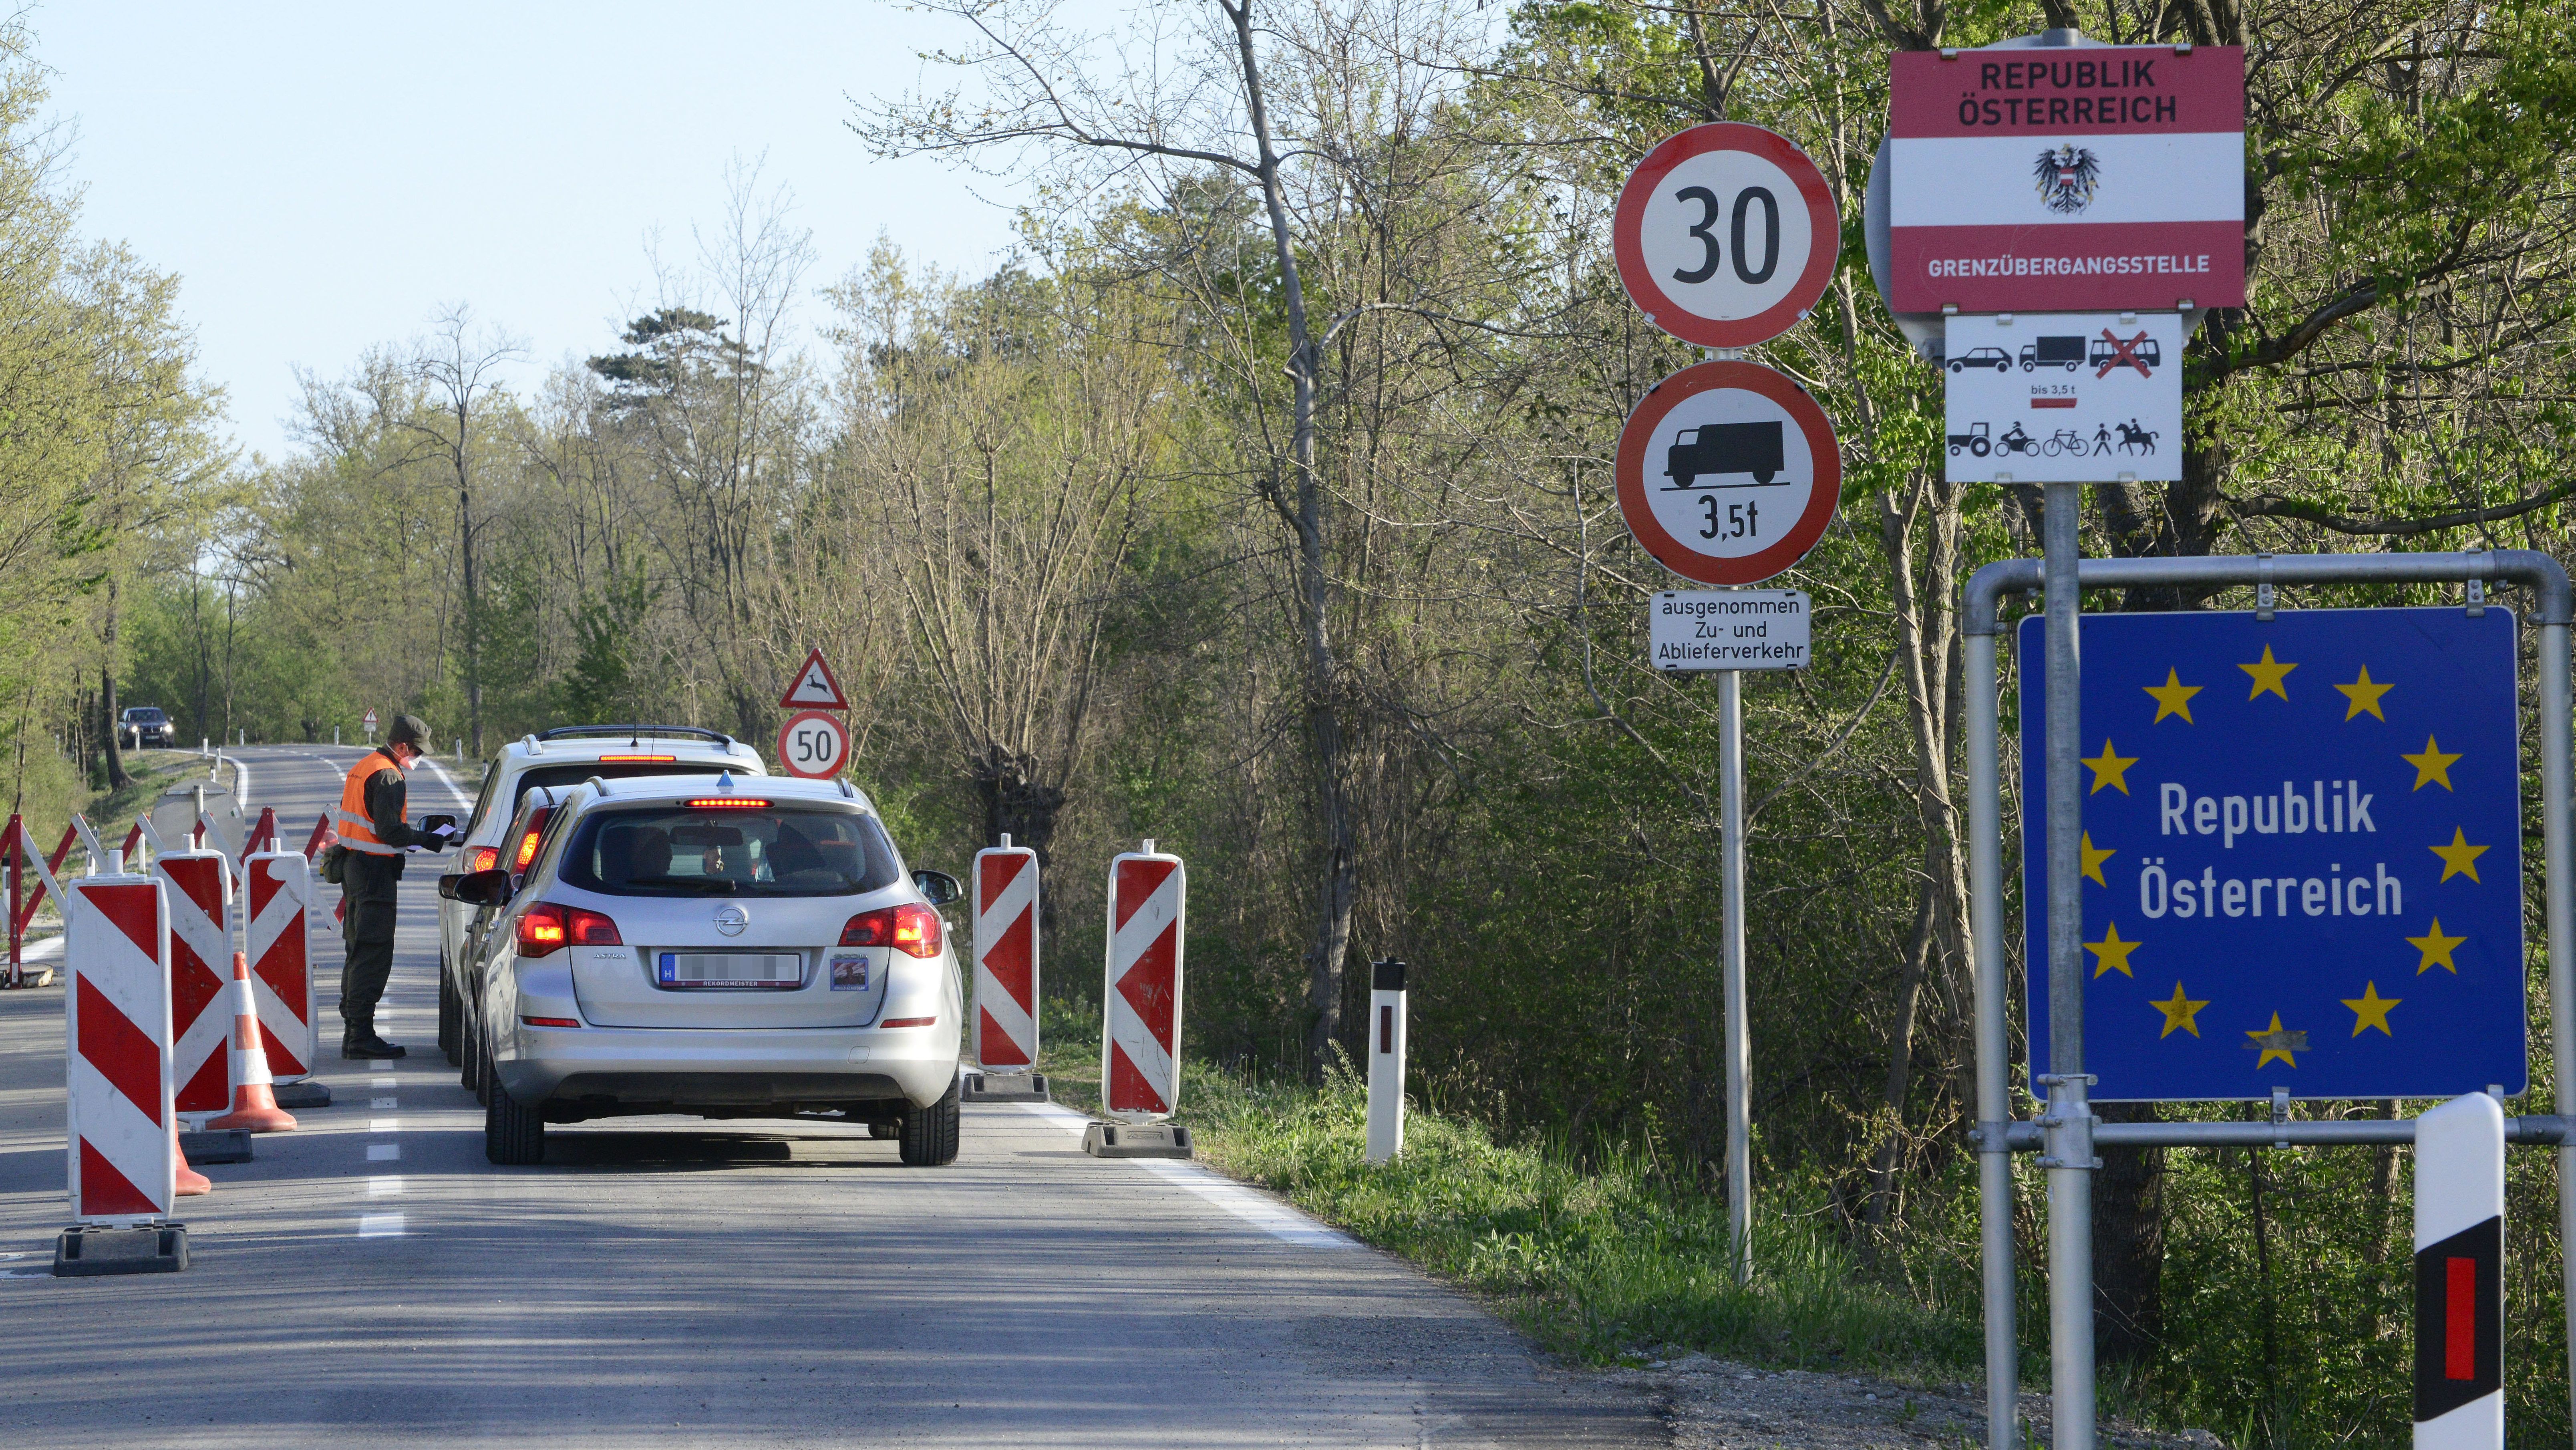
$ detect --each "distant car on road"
[439,726,767,1069]
[441,771,966,1167]
[120,706,173,749]
[1948,346,2013,373]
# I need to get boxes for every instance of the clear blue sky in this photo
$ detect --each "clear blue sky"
[33,2,1044,463]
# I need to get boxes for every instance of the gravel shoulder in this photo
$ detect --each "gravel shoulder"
[1603,1352,2227,1450]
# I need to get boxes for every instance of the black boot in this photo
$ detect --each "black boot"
[342,1030,407,1059]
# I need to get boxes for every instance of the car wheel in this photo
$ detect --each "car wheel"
[438,966,460,1065]
[483,1041,546,1166]
[898,1078,960,1166]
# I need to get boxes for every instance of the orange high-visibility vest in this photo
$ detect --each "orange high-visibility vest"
[337,750,406,856]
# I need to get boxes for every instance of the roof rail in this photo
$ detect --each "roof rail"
[534,724,737,747]
[587,776,612,797]
[522,733,543,757]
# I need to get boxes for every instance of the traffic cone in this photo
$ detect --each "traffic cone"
[209,952,296,1132]
[173,1125,211,1196]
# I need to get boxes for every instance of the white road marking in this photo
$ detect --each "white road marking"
[369,1118,400,1132]
[370,1098,397,1110]
[370,1076,396,1088]
[357,1214,405,1238]
[1008,1101,1358,1251]
[368,1176,403,1197]
[366,1144,400,1162]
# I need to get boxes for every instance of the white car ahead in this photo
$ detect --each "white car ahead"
[441,771,964,1166]
[439,727,766,1067]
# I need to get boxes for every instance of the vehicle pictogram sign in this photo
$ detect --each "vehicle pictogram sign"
[775,709,849,780]
[1884,44,2246,312]
[2021,606,2525,1100]
[1944,311,2181,482]
[1615,360,1840,585]
[777,647,851,711]
[1613,123,1839,349]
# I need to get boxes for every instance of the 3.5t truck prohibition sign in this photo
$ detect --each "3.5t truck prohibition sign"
[1616,359,1840,586]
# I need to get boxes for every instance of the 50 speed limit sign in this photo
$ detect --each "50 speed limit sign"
[1614,123,1838,349]
[777,709,849,779]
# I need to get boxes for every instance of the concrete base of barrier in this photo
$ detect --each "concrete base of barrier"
[53,1224,189,1277]
[177,1128,253,1164]
[273,1080,332,1108]
[963,1071,1049,1103]
[1083,1122,1193,1159]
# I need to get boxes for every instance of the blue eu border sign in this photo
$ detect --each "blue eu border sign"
[2022,607,2526,1100]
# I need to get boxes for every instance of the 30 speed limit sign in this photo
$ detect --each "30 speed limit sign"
[777,709,849,779]
[1614,123,1838,348]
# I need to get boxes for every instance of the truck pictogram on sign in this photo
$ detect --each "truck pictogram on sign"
[1663,421,1786,488]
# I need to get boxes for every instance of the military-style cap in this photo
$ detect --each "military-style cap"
[387,713,432,749]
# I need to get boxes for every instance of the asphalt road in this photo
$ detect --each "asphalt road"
[0,745,1661,1448]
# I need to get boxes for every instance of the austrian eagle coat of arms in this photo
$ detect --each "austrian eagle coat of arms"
[2033,144,2102,213]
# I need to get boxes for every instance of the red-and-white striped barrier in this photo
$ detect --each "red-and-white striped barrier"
[66,867,175,1222]
[243,851,316,1081]
[1101,841,1184,1122]
[155,850,234,1120]
[973,841,1040,1069]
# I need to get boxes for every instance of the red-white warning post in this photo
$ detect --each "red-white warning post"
[1885,45,2244,313]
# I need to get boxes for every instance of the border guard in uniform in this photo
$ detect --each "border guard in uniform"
[330,714,457,1058]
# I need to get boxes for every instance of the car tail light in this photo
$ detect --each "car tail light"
[466,846,500,873]
[513,806,554,870]
[517,903,568,956]
[880,1016,938,1029]
[521,1015,581,1029]
[839,902,943,958]
[566,906,622,945]
[597,754,676,763]
[686,798,772,809]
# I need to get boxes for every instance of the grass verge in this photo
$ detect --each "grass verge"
[1027,1006,1982,1376]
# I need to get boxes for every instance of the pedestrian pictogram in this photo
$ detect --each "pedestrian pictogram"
[777,647,851,711]
[2022,607,2525,1100]
[1615,360,1840,585]
[1613,123,1838,349]
[775,709,849,780]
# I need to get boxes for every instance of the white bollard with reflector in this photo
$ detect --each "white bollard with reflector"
[2415,1092,2504,1450]
[1366,959,1407,1165]
[964,834,1047,1103]
[154,849,233,1123]
[1085,838,1191,1159]
[244,850,329,1108]
[59,862,189,1274]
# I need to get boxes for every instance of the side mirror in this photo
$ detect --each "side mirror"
[437,873,464,901]
[912,869,962,907]
[451,868,514,908]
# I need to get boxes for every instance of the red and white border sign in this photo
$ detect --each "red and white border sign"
[1615,360,1841,586]
[1886,45,2245,312]
[1614,123,1839,349]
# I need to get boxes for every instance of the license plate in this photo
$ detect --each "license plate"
[657,952,803,989]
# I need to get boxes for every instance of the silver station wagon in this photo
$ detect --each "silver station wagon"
[441,771,965,1166]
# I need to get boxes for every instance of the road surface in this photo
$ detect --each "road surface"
[0,745,1660,1447]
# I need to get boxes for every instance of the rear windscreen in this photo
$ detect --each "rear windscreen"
[558,806,903,898]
